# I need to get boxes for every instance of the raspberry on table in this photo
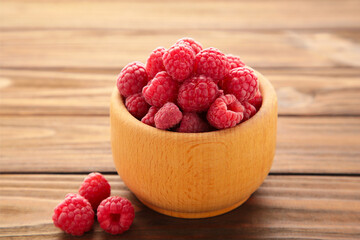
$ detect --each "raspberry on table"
[141,106,159,127]
[146,47,166,79]
[242,101,257,121]
[226,54,245,69]
[175,37,203,55]
[177,112,210,133]
[125,93,150,119]
[194,47,230,83]
[154,102,183,130]
[207,94,244,129]
[221,67,258,102]
[97,196,135,235]
[117,62,148,97]
[79,172,111,211]
[163,44,195,82]
[142,71,179,107]
[248,90,262,110]
[177,75,221,112]
[52,193,94,236]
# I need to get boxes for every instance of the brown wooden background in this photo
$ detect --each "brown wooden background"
[1,0,360,239]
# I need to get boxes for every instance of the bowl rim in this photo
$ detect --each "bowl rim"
[111,69,277,139]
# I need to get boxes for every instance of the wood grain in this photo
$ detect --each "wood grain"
[1,30,359,69]
[1,67,359,116]
[1,116,359,174]
[1,0,359,30]
[0,174,359,239]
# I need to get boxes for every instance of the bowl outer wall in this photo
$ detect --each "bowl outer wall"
[110,70,277,216]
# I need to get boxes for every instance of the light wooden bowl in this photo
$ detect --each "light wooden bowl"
[110,70,277,219]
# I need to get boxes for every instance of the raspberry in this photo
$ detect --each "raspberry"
[177,75,220,112]
[226,54,245,69]
[97,196,135,235]
[154,102,183,130]
[221,67,258,102]
[194,47,230,82]
[52,193,94,236]
[79,172,111,211]
[125,93,150,119]
[146,47,166,79]
[117,62,148,97]
[175,37,203,54]
[248,90,263,110]
[142,71,179,107]
[242,101,257,121]
[141,106,159,127]
[207,94,244,129]
[163,44,195,82]
[177,112,210,133]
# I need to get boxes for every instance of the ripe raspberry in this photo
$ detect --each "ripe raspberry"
[242,101,257,121]
[117,62,148,97]
[141,106,159,127]
[221,67,258,102]
[207,94,244,129]
[177,75,220,112]
[226,54,245,69]
[176,37,203,54]
[154,102,183,130]
[177,112,210,133]
[142,71,179,107]
[194,48,230,82]
[52,193,94,236]
[79,172,111,211]
[248,90,262,110]
[97,196,135,235]
[125,93,150,119]
[146,47,166,79]
[163,44,195,82]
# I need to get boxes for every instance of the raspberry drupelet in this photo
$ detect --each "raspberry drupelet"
[154,102,183,130]
[141,106,159,127]
[175,37,203,55]
[226,54,245,69]
[248,90,263,111]
[125,93,150,119]
[177,112,210,133]
[242,101,257,122]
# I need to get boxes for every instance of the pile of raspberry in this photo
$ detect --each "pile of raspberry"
[52,172,135,236]
[117,38,262,132]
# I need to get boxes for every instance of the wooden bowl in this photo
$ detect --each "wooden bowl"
[110,70,277,219]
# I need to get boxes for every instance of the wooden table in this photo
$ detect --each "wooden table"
[1,0,360,239]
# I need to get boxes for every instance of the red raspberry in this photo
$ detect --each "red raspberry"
[163,44,195,82]
[194,47,230,83]
[175,37,203,54]
[146,47,166,79]
[79,172,111,211]
[97,196,135,235]
[117,62,148,97]
[177,75,220,112]
[177,112,210,133]
[207,94,244,129]
[242,101,257,121]
[125,93,150,119]
[221,67,258,102]
[154,102,183,130]
[248,90,262,110]
[142,71,179,107]
[226,54,245,69]
[52,193,94,236]
[141,106,159,127]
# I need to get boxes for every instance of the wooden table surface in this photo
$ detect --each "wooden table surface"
[1,0,360,239]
